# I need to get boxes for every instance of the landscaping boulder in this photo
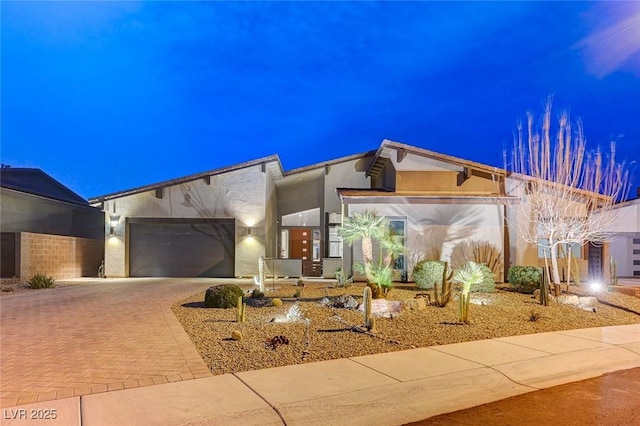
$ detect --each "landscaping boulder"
[359,299,404,318]
[204,284,244,308]
[331,295,359,309]
[402,297,427,311]
[578,296,598,312]
[556,295,580,306]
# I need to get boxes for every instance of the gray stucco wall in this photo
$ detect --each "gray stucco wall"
[323,159,370,214]
[1,188,104,239]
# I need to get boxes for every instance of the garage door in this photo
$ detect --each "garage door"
[129,218,235,277]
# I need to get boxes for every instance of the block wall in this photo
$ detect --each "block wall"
[19,232,104,280]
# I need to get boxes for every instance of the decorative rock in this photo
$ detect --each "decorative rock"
[578,296,598,312]
[402,298,427,311]
[359,299,404,318]
[319,297,331,306]
[231,330,243,341]
[331,295,359,309]
[556,295,580,306]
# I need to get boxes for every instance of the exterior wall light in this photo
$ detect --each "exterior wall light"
[109,214,121,236]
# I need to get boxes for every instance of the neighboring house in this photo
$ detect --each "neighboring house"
[89,140,607,281]
[0,167,104,280]
[606,196,640,278]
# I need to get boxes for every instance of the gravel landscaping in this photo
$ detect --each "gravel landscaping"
[172,281,640,375]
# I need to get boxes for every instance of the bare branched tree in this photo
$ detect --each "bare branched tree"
[505,99,630,290]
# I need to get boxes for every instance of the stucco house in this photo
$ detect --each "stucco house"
[0,167,104,281]
[606,196,640,278]
[89,140,606,281]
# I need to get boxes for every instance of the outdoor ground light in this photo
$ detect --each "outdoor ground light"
[109,214,121,236]
[590,281,602,295]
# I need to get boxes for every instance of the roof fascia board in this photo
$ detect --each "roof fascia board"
[89,155,283,203]
[381,139,506,177]
[282,151,376,177]
[1,186,101,210]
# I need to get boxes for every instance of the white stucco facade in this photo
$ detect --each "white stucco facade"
[101,164,269,278]
[607,199,640,277]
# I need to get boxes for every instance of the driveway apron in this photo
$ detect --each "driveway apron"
[0,278,215,408]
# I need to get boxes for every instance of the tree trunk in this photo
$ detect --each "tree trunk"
[362,237,374,281]
[566,247,572,288]
[549,243,562,296]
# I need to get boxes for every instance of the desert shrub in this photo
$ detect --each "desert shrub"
[26,273,56,289]
[507,266,542,294]
[251,288,264,299]
[413,260,445,290]
[271,298,283,307]
[469,265,496,293]
[204,284,244,308]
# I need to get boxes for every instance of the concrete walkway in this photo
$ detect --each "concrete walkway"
[1,279,640,425]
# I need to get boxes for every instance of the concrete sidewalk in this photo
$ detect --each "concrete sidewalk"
[3,323,639,426]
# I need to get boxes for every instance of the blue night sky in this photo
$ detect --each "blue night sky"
[2,1,639,199]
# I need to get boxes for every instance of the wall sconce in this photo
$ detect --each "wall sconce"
[109,214,121,236]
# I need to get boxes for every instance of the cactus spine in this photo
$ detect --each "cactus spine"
[236,295,246,323]
[363,286,375,331]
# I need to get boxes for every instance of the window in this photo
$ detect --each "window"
[537,241,582,259]
[633,249,640,255]
[633,260,640,266]
[387,218,406,271]
[633,238,640,245]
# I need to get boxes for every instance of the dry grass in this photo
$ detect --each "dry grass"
[172,282,640,375]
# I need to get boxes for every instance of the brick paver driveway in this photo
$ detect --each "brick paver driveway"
[0,278,227,408]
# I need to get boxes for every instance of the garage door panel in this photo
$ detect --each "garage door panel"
[129,219,235,277]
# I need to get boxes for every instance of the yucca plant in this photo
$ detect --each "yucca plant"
[453,261,485,324]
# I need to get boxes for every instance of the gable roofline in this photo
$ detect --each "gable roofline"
[505,171,612,202]
[283,150,377,177]
[0,167,89,206]
[89,155,283,203]
[367,139,506,178]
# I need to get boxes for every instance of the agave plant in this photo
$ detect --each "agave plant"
[453,261,486,323]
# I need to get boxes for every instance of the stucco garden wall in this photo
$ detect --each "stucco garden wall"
[103,165,267,278]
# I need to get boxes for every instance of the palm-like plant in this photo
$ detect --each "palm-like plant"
[339,211,388,281]
[453,261,486,323]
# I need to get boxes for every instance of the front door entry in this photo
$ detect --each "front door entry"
[289,228,321,277]
[290,229,311,261]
